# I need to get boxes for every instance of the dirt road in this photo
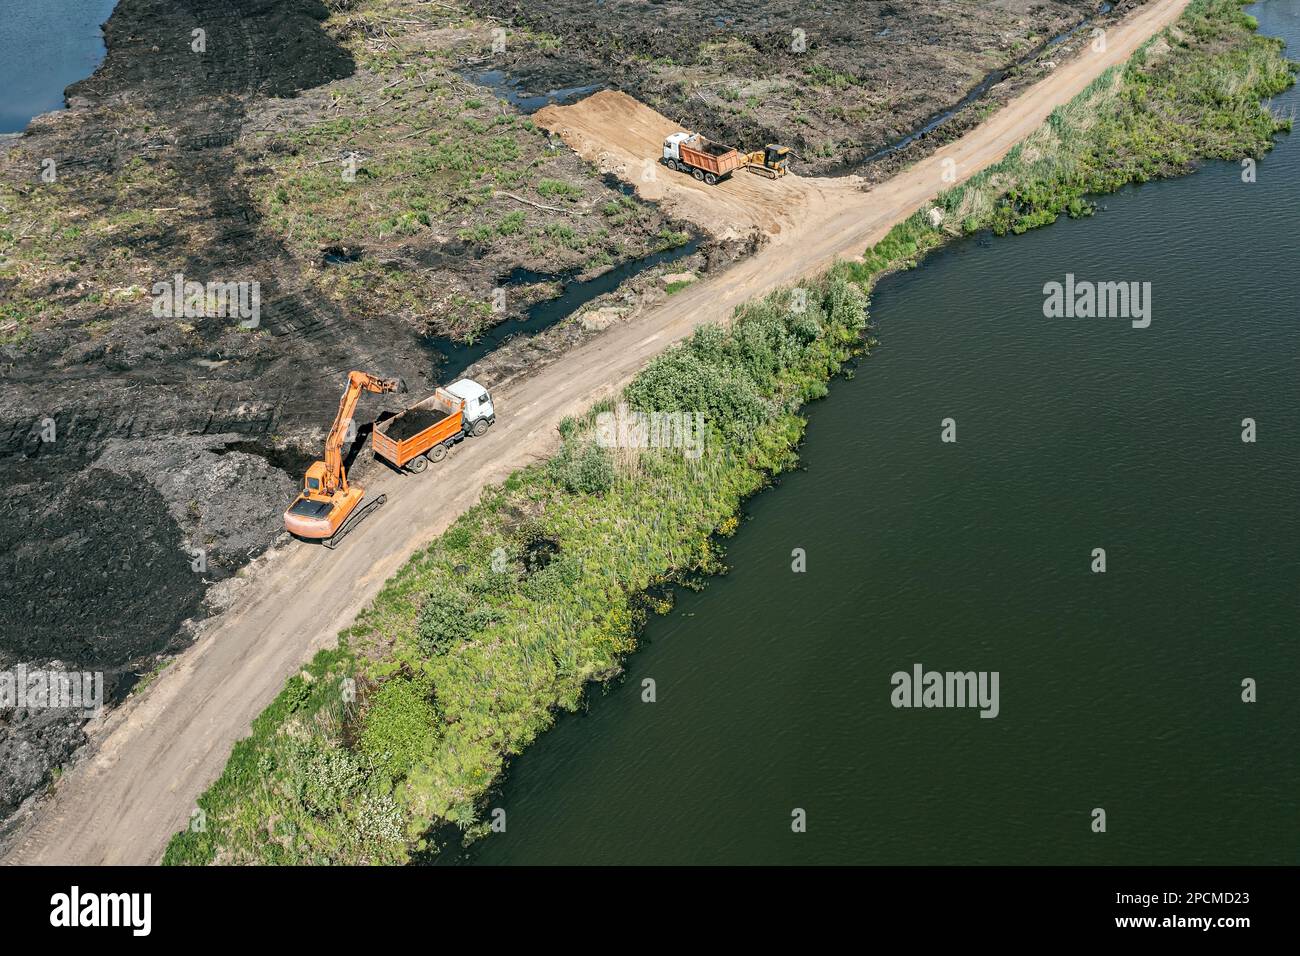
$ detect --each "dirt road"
[535,90,869,242]
[2,0,1189,866]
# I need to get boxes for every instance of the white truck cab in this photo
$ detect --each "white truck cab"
[662,131,693,163]
[447,378,495,435]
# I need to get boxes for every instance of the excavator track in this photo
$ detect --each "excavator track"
[323,494,387,549]
[744,164,781,179]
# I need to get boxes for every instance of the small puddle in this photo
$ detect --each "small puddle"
[424,238,700,381]
[322,245,364,266]
[460,67,605,114]
[863,2,1114,164]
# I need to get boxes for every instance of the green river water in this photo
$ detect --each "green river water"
[457,1,1300,865]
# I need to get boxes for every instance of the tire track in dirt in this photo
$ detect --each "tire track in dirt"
[2,0,1192,865]
[0,0,424,825]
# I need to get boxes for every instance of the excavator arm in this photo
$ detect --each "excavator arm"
[322,371,400,494]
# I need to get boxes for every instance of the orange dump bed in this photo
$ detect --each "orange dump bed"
[679,138,743,176]
[372,389,464,468]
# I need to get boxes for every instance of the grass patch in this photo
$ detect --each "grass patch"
[165,0,1293,865]
[165,266,873,865]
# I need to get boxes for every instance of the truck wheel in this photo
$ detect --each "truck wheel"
[691,168,705,182]
[408,455,429,473]
[428,443,448,463]
[704,172,718,185]
[470,418,490,437]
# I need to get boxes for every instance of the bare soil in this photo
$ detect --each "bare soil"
[0,0,687,820]
[0,0,1193,864]
[535,90,867,244]
[470,0,1146,175]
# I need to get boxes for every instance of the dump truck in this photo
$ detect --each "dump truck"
[284,370,402,548]
[371,378,495,473]
[662,132,744,184]
[662,133,791,184]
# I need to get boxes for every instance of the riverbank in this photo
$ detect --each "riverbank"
[164,0,1293,865]
[856,0,1294,275]
[459,0,1300,865]
[168,269,870,864]
[0,0,118,134]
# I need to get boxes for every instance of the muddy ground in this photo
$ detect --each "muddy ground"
[0,0,1146,823]
[471,0,1148,177]
[0,0,692,821]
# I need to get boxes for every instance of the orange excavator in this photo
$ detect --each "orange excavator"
[284,370,402,548]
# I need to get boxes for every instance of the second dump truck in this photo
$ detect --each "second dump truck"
[371,378,495,473]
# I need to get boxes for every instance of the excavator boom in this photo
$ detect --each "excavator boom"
[284,369,400,544]
[322,371,400,494]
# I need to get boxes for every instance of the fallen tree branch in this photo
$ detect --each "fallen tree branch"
[494,191,586,215]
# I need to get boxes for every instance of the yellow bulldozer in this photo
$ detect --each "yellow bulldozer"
[744,144,791,179]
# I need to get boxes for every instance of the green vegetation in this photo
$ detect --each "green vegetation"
[0,159,188,343]
[0,0,673,344]
[165,266,872,865]
[248,0,668,336]
[654,228,692,251]
[536,179,584,199]
[804,64,862,91]
[864,0,1294,269]
[458,210,527,245]
[166,0,1293,865]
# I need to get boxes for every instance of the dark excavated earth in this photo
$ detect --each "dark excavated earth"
[383,408,450,443]
[0,460,204,673]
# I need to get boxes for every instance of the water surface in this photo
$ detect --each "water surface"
[0,0,119,133]
[457,1,1300,865]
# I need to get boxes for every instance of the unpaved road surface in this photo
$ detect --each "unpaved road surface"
[2,0,1190,866]
[535,90,867,242]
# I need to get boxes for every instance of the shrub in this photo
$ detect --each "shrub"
[549,440,616,495]
[359,677,438,779]
[625,348,767,437]
[287,737,365,818]
[416,591,502,656]
[536,179,583,198]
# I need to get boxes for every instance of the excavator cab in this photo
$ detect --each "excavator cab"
[302,461,327,494]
